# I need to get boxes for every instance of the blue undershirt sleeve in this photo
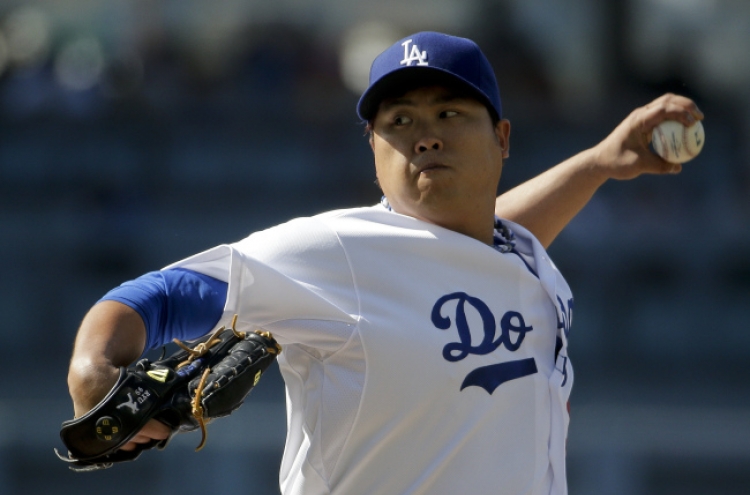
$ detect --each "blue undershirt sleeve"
[98,268,228,351]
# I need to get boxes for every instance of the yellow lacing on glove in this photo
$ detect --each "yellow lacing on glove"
[179,315,282,452]
[172,315,239,451]
[173,326,225,370]
[227,315,282,354]
[191,367,212,452]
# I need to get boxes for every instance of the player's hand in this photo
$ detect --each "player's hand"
[69,362,171,453]
[592,93,704,180]
[119,419,172,451]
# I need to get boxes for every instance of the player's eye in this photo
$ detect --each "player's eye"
[440,110,459,119]
[393,115,412,126]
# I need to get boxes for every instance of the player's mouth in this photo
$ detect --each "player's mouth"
[416,162,449,175]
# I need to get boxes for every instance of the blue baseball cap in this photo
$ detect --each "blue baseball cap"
[356,31,502,121]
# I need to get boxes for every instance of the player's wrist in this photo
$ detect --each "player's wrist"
[568,147,613,186]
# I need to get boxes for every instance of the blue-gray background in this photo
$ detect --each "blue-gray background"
[1,1,748,494]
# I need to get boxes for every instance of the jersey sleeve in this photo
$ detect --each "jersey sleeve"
[98,268,228,350]
[165,216,360,352]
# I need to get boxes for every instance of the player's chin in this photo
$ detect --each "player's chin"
[414,176,455,198]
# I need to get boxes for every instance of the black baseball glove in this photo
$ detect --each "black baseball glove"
[55,315,281,471]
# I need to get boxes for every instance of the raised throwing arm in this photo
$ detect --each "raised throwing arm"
[495,93,704,248]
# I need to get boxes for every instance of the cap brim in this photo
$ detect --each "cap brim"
[357,66,497,122]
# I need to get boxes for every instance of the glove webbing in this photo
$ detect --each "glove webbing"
[173,314,240,452]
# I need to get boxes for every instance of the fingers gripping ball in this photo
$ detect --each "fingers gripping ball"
[55,315,281,471]
[651,120,705,164]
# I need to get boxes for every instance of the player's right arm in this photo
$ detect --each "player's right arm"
[495,93,704,248]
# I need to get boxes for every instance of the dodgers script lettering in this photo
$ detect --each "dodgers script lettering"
[431,292,538,393]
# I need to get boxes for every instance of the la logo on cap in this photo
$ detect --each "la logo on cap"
[400,39,428,67]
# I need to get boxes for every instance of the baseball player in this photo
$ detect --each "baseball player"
[66,32,702,494]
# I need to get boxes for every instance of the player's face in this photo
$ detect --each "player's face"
[370,85,510,244]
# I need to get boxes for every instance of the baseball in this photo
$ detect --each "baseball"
[651,119,705,163]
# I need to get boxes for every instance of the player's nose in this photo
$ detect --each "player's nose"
[414,135,443,153]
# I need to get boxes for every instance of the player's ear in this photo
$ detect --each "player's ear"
[364,121,375,151]
[495,119,511,159]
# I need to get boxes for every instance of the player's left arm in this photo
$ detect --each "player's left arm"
[495,93,704,248]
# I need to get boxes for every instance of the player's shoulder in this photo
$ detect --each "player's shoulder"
[309,204,405,232]
[312,204,388,222]
[233,205,385,254]
[269,204,389,234]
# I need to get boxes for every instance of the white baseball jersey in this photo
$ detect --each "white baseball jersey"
[166,205,574,495]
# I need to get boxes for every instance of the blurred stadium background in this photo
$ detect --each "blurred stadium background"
[0,0,748,494]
